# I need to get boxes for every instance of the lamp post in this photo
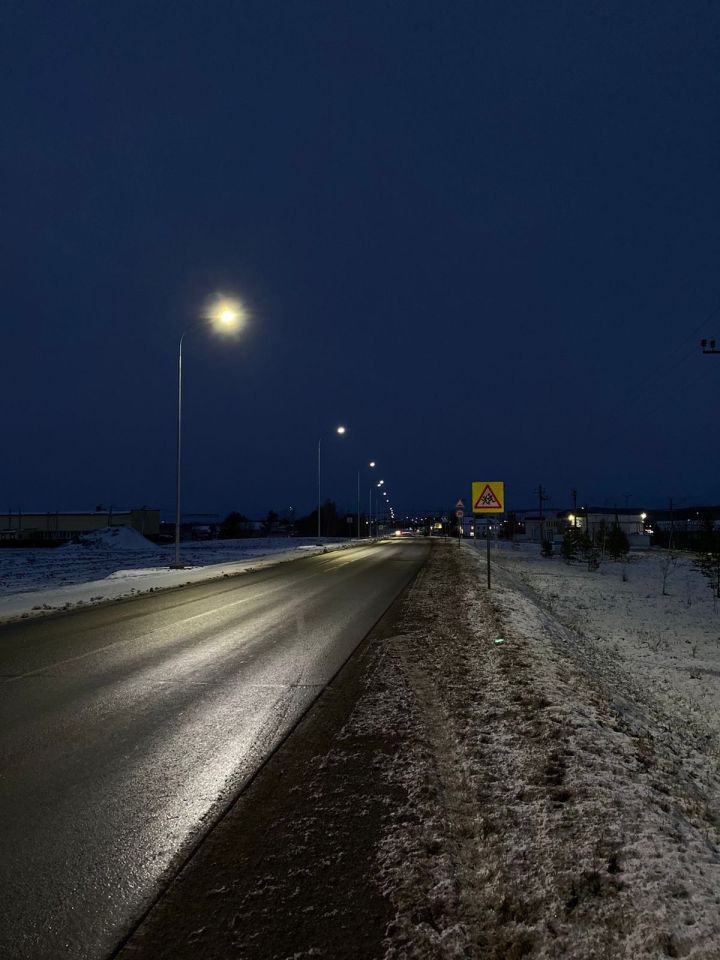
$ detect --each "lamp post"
[357,460,377,539]
[318,426,346,540]
[376,479,385,536]
[367,461,376,538]
[173,296,245,569]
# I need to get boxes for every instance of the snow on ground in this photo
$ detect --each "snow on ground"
[341,540,720,957]
[477,540,720,740]
[0,532,358,623]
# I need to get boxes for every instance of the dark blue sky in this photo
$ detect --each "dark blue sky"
[2,0,720,519]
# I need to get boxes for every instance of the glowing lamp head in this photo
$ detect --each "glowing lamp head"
[369,461,376,468]
[205,295,247,333]
[336,425,346,435]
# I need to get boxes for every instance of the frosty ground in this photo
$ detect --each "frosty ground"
[112,538,720,959]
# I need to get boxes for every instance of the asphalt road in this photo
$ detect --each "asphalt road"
[0,538,429,960]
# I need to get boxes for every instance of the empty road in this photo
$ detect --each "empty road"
[0,538,429,960]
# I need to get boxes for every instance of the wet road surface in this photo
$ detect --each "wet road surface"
[0,539,429,960]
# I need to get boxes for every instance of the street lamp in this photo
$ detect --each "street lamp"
[172,296,245,568]
[318,425,346,540]
[367,461,377,538]
[357,460,378,540]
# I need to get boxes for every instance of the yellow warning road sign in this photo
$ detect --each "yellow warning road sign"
[472,481,505,514]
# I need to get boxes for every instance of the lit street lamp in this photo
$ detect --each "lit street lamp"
[367,461,377,537]
[357,460,378,539]
[173,296,245,568]
[318,426,346,540]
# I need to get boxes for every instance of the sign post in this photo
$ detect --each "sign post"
[455,499,464,543]
[471,481,505,589]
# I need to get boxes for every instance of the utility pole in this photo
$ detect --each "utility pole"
[571,489,578,527]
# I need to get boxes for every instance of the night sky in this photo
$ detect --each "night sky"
[3,1,720,521]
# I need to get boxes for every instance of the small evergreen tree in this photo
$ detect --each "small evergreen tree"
[541,538,553,558]
[560,527,581,564]
[606,522,630,561]
[581,530,599,570]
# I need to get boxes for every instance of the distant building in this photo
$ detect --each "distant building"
[522,507,648,544]
[522,512,572,542]
[574,508,646,538]
[0,507,160,545]
[646,506,719,534]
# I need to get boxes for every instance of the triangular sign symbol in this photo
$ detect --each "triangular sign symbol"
[474,484,502,510]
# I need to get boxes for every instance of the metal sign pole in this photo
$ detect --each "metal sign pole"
[486,520,491,589]
[471,482,505,590]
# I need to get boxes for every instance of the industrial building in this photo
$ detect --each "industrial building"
[0,507,160,545]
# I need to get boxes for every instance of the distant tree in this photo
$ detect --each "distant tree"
[261,510,279,536]
[293,511,316,537]
[606,522,630,561]
[294,500,341,538]
[219,511,249,539]
[321,500,341,536]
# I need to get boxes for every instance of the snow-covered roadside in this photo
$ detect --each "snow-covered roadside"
[343,540,720,958]
[472,541,720,741]
[0,528,365,623]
